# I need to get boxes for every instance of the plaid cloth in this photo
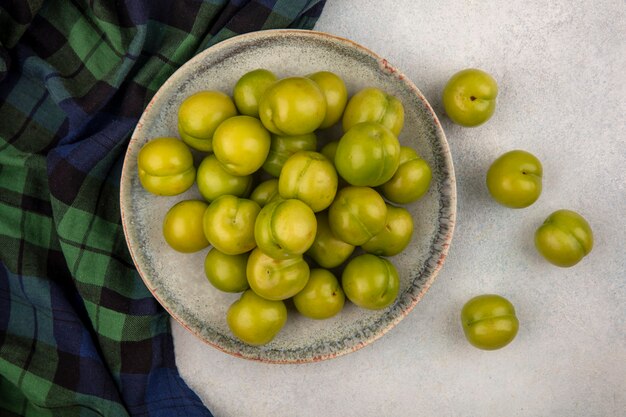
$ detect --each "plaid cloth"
[0,1,325,416]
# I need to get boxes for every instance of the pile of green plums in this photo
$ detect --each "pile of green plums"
[137,69,433,346]
[444,68,594,350]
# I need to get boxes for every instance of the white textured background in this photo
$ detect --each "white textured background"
[173,1,626,416]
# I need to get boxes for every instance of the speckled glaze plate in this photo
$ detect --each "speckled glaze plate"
[120,30,456,363]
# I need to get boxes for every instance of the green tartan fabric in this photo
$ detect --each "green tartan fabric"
[0,1,325,416]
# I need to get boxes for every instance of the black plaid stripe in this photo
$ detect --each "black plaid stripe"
[220,1,273,34]
[73,80,118,114]
[0,0,40,26]
[116,81,151,119]
[47,158,87,206]
[150,0,208,32]
[21,13,66,59]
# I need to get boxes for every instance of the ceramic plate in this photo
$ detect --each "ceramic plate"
[120,30,456,363]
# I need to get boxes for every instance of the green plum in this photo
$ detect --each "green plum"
[259,77,326,136]
[319,140,349,188]
[535,209,593,267]
[306,211,355,269]
[342,254,399,310]
[249,179,279,207]
[380,146,432,204]
[307,71,348,129]
[442,68,498,127]
[335,122,400,187]
[204,248,249,293]
[233,69,277,117]
[196,155,253,202]
[278,151,338,212]
[486,150,542,208]
[461,294,519,350]
[227,289,287,345]
[328,186,387,246]
[137,137,195,196]
[293,268,345,319]
[361,204,413,256]
[212,115,271,176]
[178,91,237,151]
[254,198,317,259]
[162,200,209,253]
[262,132,317,177]
[320,140,339,162]
[246,247,310,301]
[203,195,260,255]
[342,87,404,136]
